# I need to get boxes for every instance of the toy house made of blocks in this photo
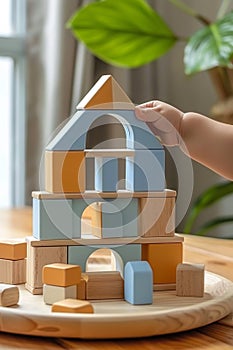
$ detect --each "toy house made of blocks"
[27,75,183,295]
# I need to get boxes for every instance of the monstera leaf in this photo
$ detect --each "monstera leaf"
[184,11,233,74]
[67,0,177,67]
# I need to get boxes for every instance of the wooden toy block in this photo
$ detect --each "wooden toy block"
[0,240,26,260]
[51,298,94,313]
[85,149,134,158]
[0,259,26,284]
[26,243,67,294]
[76,75,134,110]
[129,149,165,192]
[42,263,81,287]
[176,263,205,297]
[141,243,183,284]
[124,261,153,305]
[87,202,102,237]
[0,284,19,306]
[32,189,176,200]
[45,150,85,193]
[139,197,175,237]
[43,284,77,305]
[77,277,86,300]
[68,244,141,272]
[46,109,163,152]
[114,198,138,237]
[95,157,118,192]
[82,271,124,300]
[33,198,74,240]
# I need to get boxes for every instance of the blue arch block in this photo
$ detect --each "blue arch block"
[124,261,153,305]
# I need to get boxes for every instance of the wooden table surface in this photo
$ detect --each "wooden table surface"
[0,207,232,349]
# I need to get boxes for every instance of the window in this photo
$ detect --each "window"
[0,0,26,207]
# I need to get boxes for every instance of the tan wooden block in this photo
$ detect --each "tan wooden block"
[43,263,81,287]
[89,202,102,238]
[0,284,19,306]
[76,75,134,110]
[176,263,205,297]
[51,298,94,313]
[0,259,26,284]
[45,150,85,193]
[43,284,77,305]
[139,197,175,237]
[77,278,86,300]
[26,244,67,294]
[82,271,124,300]
[0,240,26,260]
[141,243,183,284]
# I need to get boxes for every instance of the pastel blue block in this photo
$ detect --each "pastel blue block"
[112,198,138,237]
[132,149,165,191]
[95,157,118,192]
[33,198,73,240]
[46,110,163,151]
[101,202,123,238]
[68,244,141,273]
[124,261,153,305]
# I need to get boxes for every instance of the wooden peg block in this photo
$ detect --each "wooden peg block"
[0,259,26,284]
[82,271,124,300]
[0,284,19,306]
[43,263,81,287]
[43,284,77,305]
[51,298,94,314]
[0,241,26,260]
[176,263,205,297]
[77,277,86,300]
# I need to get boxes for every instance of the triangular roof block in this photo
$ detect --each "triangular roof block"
[77,75,134,110]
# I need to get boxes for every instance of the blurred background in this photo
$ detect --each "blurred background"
[1,0,233,237]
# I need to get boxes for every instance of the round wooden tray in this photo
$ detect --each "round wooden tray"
[1,271,233,339]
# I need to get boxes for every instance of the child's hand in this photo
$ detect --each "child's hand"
[135,100,184,146]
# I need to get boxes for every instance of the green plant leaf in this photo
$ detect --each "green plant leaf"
[183,181,233,233]
[67,0,177,67]
[195,216,233,236]
[184,11,233,74]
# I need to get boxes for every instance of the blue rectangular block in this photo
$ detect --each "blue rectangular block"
[131,149,165,192]
[124,261,153,305]
[95,157,118,192]
[33,198,73,240]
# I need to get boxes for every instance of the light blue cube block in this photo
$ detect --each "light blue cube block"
[124,261,153,305]
[95,157,118,192]
[33,198,73,240]
[113,198,139,237]
[101,202,123,238]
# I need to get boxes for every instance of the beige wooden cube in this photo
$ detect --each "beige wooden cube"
[176,263,205,297]
[43,284,77,305]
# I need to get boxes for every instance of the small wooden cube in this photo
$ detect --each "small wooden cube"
[43,284,77,305]
[51,298,94,314]
[0,258,26,284]
[176,263,205,297]
[0,284,19,306]
[0,241,26,260]
[42,263,81,287]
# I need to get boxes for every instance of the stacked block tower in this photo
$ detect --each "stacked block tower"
[26,75,183,296]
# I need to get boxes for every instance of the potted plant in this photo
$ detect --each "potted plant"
[67,0,233,235]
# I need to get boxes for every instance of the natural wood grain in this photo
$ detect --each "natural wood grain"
[0,208,232,349]
[26,234,184,247]
[32,189,176,199]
